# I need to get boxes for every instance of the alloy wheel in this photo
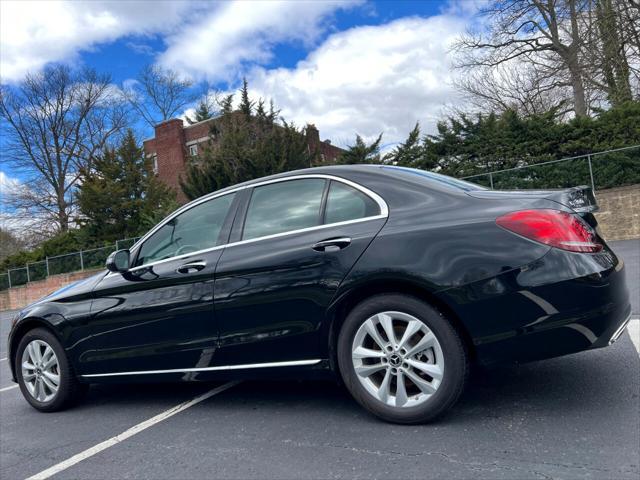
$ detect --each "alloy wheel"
[351,311,444,408]
[21,339,60,402]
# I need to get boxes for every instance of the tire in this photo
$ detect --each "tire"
[337,294,468,424]
[15,327,88,412]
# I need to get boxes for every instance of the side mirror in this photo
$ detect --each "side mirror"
[106,249,130,273]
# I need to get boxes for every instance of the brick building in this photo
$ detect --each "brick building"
[143,117,344,203]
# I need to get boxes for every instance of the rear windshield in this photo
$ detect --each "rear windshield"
[381,166,487,192]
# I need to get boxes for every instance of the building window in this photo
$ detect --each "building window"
[151,154,158,175]
[189,144,198,156]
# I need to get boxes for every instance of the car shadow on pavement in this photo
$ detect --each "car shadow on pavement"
[79,336,638,427]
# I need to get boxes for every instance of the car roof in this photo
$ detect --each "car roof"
[207,164,387,196]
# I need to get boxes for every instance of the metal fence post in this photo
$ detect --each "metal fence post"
[46,257,50,276]
[80,250,84,271]
[489,172,494,189]
[587,154,596,193]
[7,271,11,289]
[26,264,30,283]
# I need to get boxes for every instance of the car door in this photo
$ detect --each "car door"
[214,176,388,367]
[74,192,239,377]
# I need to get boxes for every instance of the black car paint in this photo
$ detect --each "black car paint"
[8,165,631,383]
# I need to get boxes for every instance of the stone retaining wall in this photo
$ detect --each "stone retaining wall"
[594,184,640,241]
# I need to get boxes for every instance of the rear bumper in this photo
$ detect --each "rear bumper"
[441,245,632,365]
[594,309,632,347]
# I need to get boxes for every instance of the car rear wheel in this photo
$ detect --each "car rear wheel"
[337,294,468,424]
[15,328,87,412]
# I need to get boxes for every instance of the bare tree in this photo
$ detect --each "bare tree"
[454,0,638,117]
[123,65,198,127]
[585,0,634,104]
[455,61,575,117]
[455,0,597,117]
[0,65,127,233]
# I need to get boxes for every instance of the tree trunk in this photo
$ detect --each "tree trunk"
[57,194,69,232]
[596,0,633,105]
[567,0,589,117]
[571,73,588,117]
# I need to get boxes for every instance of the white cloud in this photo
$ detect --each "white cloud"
[242,14,468,147]
[0,0,192,82]
[0,171,21,198]
[158,0,362,82]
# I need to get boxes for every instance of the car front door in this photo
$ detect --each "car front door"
[214,176,388,367]
[73,192,239,377]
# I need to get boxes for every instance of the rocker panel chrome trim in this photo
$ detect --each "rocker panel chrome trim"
[80,359,323,378]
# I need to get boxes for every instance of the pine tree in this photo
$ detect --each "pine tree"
[77,130,176,241]
[337,134,383,164]
[186,99,216,125]
[384,122,422,167]
[239,77,254,116]
[180,81,313,200]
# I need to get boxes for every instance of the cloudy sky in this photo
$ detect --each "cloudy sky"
[0,0,484,150]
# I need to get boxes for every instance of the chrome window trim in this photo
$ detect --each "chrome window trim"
[122,174,388,273]
[80,359,322,378]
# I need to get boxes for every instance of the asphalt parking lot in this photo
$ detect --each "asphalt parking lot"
[1,240,638,480]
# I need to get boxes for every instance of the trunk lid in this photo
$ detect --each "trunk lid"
[467,185,599,213]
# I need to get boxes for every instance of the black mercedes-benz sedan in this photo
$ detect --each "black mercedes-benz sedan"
[7,165,631,423]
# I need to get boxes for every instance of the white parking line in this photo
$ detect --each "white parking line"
[628,318,640,355]
[0,357,7,362]
[0,385,18,393]
[25,381,240,480]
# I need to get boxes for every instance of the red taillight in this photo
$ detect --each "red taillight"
[496,209,602,253]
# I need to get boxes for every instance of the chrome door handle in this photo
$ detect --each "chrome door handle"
[176,261,207,274]
[312,237,352,252]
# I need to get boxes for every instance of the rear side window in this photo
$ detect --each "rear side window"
[324,181,380,224]
[381,166,486,191]
[135,193,235,266]
[243,179,325,240]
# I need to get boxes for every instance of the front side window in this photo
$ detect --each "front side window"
[134,193,235,267]
[324,181,380,224]
[242,179,325,240]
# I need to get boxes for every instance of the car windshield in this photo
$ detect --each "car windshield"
[381,166,487,192]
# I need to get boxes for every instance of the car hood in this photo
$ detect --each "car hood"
[27,270,107,306]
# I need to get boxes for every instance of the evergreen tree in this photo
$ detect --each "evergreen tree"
[384,122,423,167]
[186,99,216,125]
[239,77,254,116]
[77,130,176,242]
[337,134,383,164]
[413,102,640,189]
[180,81,313,200]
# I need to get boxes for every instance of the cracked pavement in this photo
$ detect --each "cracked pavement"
[0,239,638,479]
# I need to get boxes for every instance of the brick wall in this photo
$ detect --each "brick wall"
[595,184,640,241]
[0,269,102,311]
[144,117,345,205]
[144,119,188,204]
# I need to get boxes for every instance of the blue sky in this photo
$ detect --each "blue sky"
[80,1,448,86]
[0,0,482,207]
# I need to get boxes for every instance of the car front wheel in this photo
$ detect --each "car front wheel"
[337,294,468,424]
[15,327,87,412]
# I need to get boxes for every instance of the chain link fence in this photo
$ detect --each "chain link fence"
[0,236,140,291]
[460,145,640,190]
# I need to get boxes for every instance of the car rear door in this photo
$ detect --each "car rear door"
[213,175,388,367]
[76,192,239,377]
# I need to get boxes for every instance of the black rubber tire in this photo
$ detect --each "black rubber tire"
[15,327,88,412]
[337,294,469,424]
